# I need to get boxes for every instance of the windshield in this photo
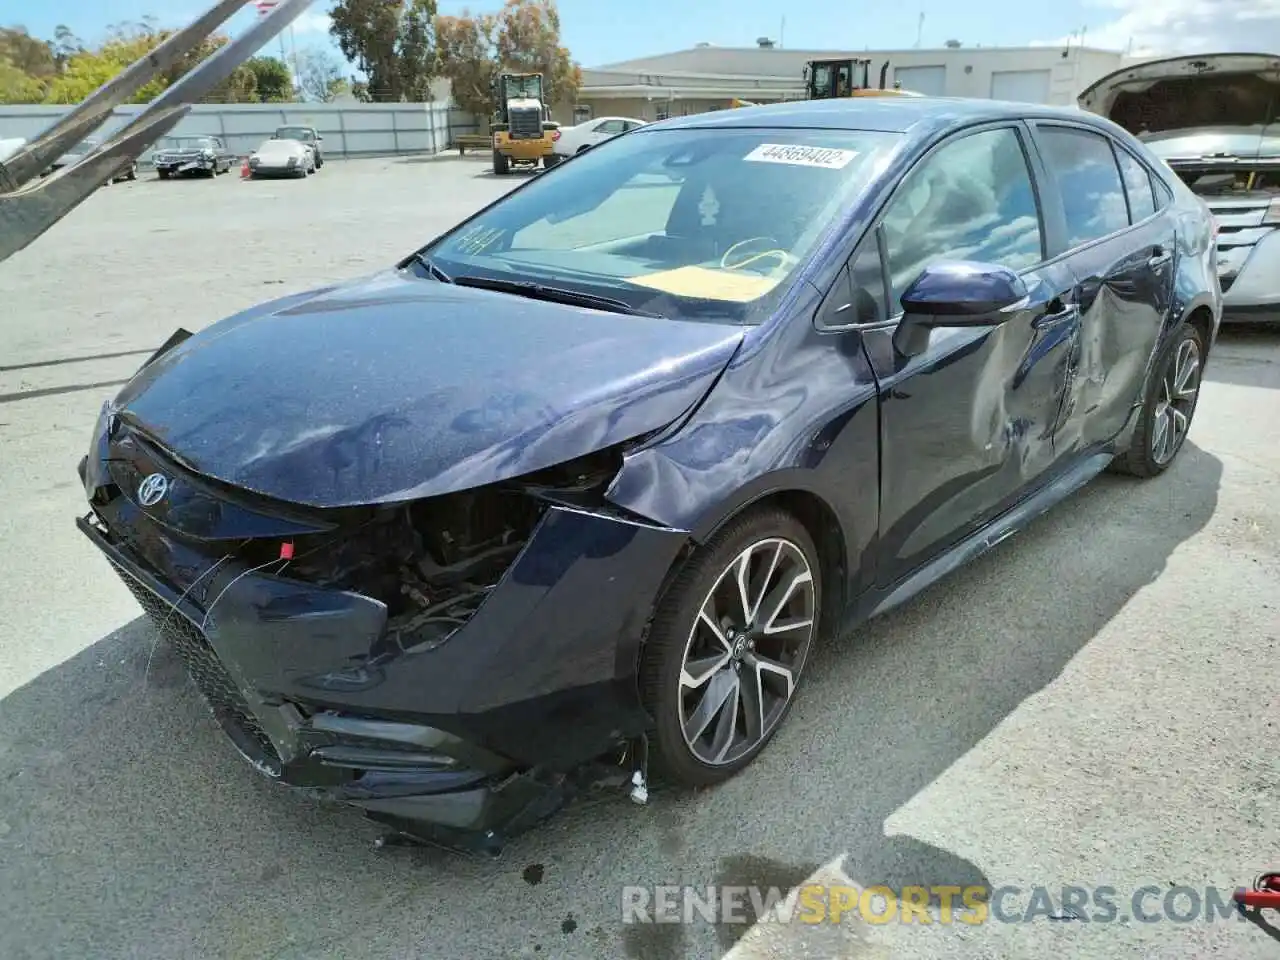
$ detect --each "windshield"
[503,76,542,99]
[166,137,214,150]
[275,127,315,141]
[423,126,900,324]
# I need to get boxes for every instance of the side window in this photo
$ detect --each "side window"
[815,238,887,331]
[1037,126,1130,246]
[1115,147,1156,223]
[596,120,624,135]
[880,126,1043,308]
[1151,173,1173,211]
[849,237,888,324]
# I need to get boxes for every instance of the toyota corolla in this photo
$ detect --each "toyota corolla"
[78,97,1221,853]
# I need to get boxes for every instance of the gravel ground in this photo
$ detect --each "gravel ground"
[0,157,1277,960]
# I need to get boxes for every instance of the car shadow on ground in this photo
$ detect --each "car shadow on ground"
[0,444,1222,960]
[396,155,490,166]
[471,168,545,181]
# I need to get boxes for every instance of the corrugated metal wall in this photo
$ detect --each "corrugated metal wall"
[0,102,484,162]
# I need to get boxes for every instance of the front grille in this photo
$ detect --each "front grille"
[111,561,283,776]
[509,108,542,139]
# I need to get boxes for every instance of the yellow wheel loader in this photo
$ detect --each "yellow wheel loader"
[803,58,925,99]
[489,73,562,175]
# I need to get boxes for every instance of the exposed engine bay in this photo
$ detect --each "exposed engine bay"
[1175,168,1280,197]
[240,449,625,653]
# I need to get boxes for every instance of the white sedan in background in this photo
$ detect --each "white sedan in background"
[247,137,316,179]
[552,116,647,158]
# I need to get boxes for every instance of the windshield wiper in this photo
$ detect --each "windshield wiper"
[408,251,453,283]
[453,275,663,317]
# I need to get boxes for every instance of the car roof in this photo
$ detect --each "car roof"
[651,97,1112,138]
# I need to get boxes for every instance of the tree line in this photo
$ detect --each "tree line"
[0,0,580,113]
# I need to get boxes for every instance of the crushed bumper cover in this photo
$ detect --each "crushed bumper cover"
[78,491,688,852]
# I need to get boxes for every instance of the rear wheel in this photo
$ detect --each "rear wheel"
[640,508,820,787]
[492,149,510,175]
[1110,322,1205,478]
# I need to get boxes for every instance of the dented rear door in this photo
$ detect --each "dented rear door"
[1029,122,1173,454]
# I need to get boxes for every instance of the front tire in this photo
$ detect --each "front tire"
[1110,322,1205,478]
[492,149,510,175]
[640,508,820,788]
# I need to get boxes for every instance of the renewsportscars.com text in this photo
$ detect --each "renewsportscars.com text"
[620,884,1248,925]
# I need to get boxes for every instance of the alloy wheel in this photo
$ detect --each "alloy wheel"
[1151,337,1201,465]
[678,537,816,766]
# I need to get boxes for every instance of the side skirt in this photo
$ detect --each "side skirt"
[852,449,1115,626]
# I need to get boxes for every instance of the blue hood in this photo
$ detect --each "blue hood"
[113,270,743,508]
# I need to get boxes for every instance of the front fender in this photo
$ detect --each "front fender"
[605,293,882,603]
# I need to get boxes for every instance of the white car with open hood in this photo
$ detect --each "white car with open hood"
[247,137,316,179]
[1080,52,1280,323]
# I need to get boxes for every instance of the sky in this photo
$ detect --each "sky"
[2,0,1280,70]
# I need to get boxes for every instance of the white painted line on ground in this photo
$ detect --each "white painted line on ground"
[719,854,895,959]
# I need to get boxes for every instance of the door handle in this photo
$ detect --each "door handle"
[1148,245,1172,268]
[1033,295,1078,328]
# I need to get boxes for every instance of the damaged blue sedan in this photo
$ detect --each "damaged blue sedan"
[77,96,1221,854]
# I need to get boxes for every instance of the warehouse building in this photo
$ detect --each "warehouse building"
[571,40,1134,122]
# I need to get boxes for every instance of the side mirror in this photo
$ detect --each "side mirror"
[894,260,1028,356]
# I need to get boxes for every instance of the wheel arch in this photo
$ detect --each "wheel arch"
[642,483,850,656]
[1183,302,1215,356]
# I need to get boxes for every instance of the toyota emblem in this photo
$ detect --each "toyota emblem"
[137,472,169,507]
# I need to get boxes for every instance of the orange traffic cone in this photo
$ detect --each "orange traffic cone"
[240,157,250,179]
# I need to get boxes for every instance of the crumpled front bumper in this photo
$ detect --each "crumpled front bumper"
[249,162,303,176]
[155,156,216,174]
[77,479,688,849]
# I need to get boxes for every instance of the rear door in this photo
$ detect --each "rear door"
[1028,123,1175,453]
[849,122,1083,586]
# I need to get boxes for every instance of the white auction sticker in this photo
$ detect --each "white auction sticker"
[743,143,859,169]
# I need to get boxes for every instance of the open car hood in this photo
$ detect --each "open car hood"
[110,269,743,509]
[1079,53,1280,159]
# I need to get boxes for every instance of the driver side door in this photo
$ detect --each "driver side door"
[851,122,1082,587]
